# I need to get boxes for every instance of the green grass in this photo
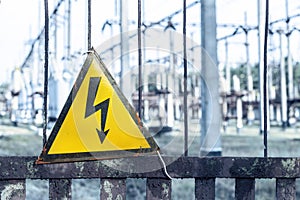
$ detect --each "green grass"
[1,123,300,199]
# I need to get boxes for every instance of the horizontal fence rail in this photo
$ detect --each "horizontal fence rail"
[0,156,299,199]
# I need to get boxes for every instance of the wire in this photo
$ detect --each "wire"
[157,150,173,180]
[43,0,49,147]
[218,14,300,42]
[21,0,65,69]
[101,0,200,55]
[153,0,200,26]
[270,13,300,26]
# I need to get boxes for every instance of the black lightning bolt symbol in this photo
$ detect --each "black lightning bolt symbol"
[85,77,110,143]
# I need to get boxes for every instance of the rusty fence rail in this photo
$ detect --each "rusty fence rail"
[0,156,299,199]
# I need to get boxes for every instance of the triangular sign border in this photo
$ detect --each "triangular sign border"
[37,50,159,164]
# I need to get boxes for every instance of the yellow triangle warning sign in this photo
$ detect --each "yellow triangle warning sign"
[37,51,159,163]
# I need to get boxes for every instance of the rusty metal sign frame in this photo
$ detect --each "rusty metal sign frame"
[36,50,159,164]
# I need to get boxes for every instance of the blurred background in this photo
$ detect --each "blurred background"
[1,0,300,134]
[1,0,300,199]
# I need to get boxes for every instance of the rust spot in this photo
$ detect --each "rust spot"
[133,152,140,157]
[135,112,142,127]
[35,158,51,165]
[42,147,47,153]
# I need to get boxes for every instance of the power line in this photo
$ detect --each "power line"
[218,14,300,42]
[20,0,65,69]
[101,0,200,55]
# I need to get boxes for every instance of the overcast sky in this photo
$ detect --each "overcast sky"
[1,0,300,84]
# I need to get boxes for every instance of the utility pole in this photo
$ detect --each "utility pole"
[167,29,175,128]
[67,0,71,60]
[120,0,129,94]
[64,0,71,61]
[279,30,288,129]
[286,0,294,100]
[245,12,251,88]
[200,0,222,156]
[245,12,255,125]
[37,0,43,87]
[268,25,275,122]
[53,0,58,60]
[142,1,150,121]
[225,39,230,93]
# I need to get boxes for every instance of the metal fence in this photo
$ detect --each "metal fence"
[0,156,298,199]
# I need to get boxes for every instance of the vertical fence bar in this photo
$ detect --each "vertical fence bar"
[195,178,215,200]
[49,179,72,200]
[43,0,49,147]
[87,0,91,50]
[0,180,26,200]
[263,0,269,158]
[276,178,296,200]
[146,178,171,200]
[138,0,142,118]
[100,179,126,199]
[258,0,269,157]
[235,178,255,200]
[183,0,188,156]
